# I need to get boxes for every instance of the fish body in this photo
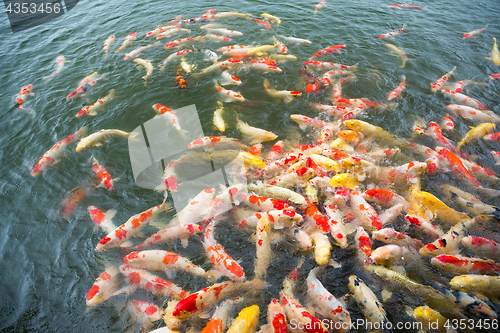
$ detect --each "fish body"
[277,34,311,44]
[490,73,500,80]
[76,89,115,117]
[431,254,500,274]
[385,43,407,67]
[124,42,159,61]
[247,183,307,206]
[261,13,281,24]
[348,275,389,331]
[413,190,470,224]
[450,275,500,303]
[91,155,114,190]
[103,35,115,55]
[263,79,301,103]
[205,28,242,37]
[31,127,87,176]
[279,289,329,333]
[457,122,495,150]
[67,74,106,99]
[123,250,206,277]
[115,32,137,52]
[314,1,327,14]
[226,305,260,333]
[15,84,34,110]
[441,90,487,110]
[220,70,242,86]
[431,66,456,92]
[463,25,488,39]
[213,101,226,132]
[76,129,133,152]
[96,202,170,251]
[254,19,272,30]
[441,114,455,131]
[86,265,120,306]
[215,80,245,102]
[254,215,272,280]
[387,75,406,100]
[237,119,277,145]
[419,219,473,257]
[199,58,243,75]
[486,37,500,65]
[152,104,187,137]
[156,28,191,40]
[44,55,70,80]
[133,58,154,81]
[136,224,203,249]
[311,45,345,58]
[447,104,500,123]
[378,25,405,39]
[120,265,188,298]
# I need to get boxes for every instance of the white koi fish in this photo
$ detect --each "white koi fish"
[205,28,243,37]
[124,42,159,61]
[103,35,115,56]
[213,101,226,132]
[115,32,137,53]
[201,49,219,62]
[134,58,154,81]
[486,37,500,66]
[76,129,135,152]
[76,89,115,117]
[237,119,278,144]
[263,79,301,103]
[463,25,488,39]
[220,70,242,86]
[254,215,272,280]
[447,104,500,123]
[159,49,192,71]
[31,127,87,176]
[43,55,70,81]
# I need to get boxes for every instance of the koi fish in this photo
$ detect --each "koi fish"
[431,254,500,275]
[486,37,500,65]
[461,236,500,259]
[412,306,446,333]
[124,42,159,61]
[261,13,281,24]
[431,66,456,93]
[213,101,226,132]
[450,275,500,303]
[254,215,272,280]
[457,122,496,150]
[387,75,406,100]
[188,136,249,151]
[134,58,153,81]
[247,182,307,206]
[447,104,500,123]
[350,190,383,231]
[254,19,271,30]
[198,58,243,75]
[146,25,173,37]
[115,32,137,53]
[172,280,261,319]
[156,28,191,40]
[76,89,115,117]
[276,34,311,44]
[164,36,204,50]
[385,43,407,67]
[314,1,327,15]
[128,300,162,331]
[66,74,106,99]
[490,73,500,80]
[201,298,245,333]
[263,79,301,103]
[215,80,245,102]
[91,155,115,190]
[103,35,115,56]
[123,250,206,278]
[136,224,203,249]
[43,55,70,81]
[152,104,188,137]
[87,206,116,232]
[205,28,243,37]
[31,126,87,176]
[96,201,170,251]
[220,70,242,86]
[413,190,470,224]
[86,265,121,306]
[419,219,474,257]
[76,129,135,152]
[119,265,188,299]
[378,25,405,39]
[61,184,93,219]
[237,119,278,144]
[372,228,424,249]
[310,45,345,58]
[348,275,390,329]
[201,49,219,63]
[14,84,34,111]
[441,90,487,110]
[441,114,455,131]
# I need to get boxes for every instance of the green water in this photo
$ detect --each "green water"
[0,0,500,331]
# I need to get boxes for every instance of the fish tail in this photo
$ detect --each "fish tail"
[351,63,359,72]
[128,131,139,142]
[77,126,89,138]
[178,129,188,139]
[492,207,500,221]
[43,75,52,82]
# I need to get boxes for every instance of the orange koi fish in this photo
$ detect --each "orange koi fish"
[387,75,406,100]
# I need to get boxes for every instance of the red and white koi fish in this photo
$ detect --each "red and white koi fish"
[78,72,98,87]
[136,224,203,249]
[86,265,121,306]
[263,79,301,104]
[387,75,405,100]
[14,84,34,111]
[172,279,262,319]
[198,58,243,75]
[237,209,301,230]
[270,36,287,54]
[91,155,115,190]
[245,62,283,73]
[152,104,188,138]
[128,300,162,331]
[205,28,242,37]
[156,28,191,40]
[215,80,245,102]
[321,70,355,85]
[405,214,443,240]
[165,36,204,50]
[436,146,484,188]
[348,275,390,328]
[441,114,455,131]
[306,267,350,331]
[254,215,272,280]
[60,184,94,220]
[350,190,383,231]
[219,70,242,86]
[463,25,488,39]
[120,265,189,299]
[203,221,245,281]
[87,206,116,232]
[241,194,294,212]
[323,200,347,248]
[174,188,214,226]
[355,227,374,265]
[431,66,456,93]
[262,299,288,333]
[388,4,424,8]
[277,34,311,44]
[146,25,173,37]
[96,201,170,251]
[124,42,159,61]
[207,184,247,221]
[203,34,232,43]
[31,126,87,176]
[304,60,357,72]
[279,283,329,333]
[254,19,271,30]
[314,1,327,15]
[200,298,245,333]
[309,103,349,116]
[76,89,115,117]
[362,188,408,207]
[103,35,115,56]
[261,13,281,24]
[219,44,253,55]
[188,136,248,151]
[385,43,407,68]
[378,25,405,39]
[370,244,419,267]
[115,32,137,53]
[124,250,206,277]
[419,219,473,257]
[461,236,500,259]
[442,90,487,110]
[310,45,345,59]
[43,55,70,81]
[490,73,500,80]
[66,74,106,99]
[431,254,500,275]
[447,104,500,123]
[372,228,424,249]
[425,122,461,154]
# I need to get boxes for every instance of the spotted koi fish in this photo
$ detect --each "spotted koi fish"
[76,89,114,117]
[136,224,203,250]
[115,32,137,53]
[87,206,116,232]
[15,84,34,111]
[378,25,405,39]
[96,201,170,251]
[200,298,245,333]
[431,66,456,93]
[91,155,115,190]
[86,265,121,306]
[431,254,500,275]
[215,80,245,102]
[419,219,474,257]
[387,75,406,100]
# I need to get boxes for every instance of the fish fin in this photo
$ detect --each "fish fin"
[43,75,52,82]
[205,269,222,284]
[136,65,143,70]
[350,63,359,72]
[197,307,213,319]
[180,237,189,248]
[88,110,97,116]
[120,240,134,248]
[112,284,138,297]
[381,289,393,302]
[328,259,342,268]
[163,269,176,280]
[94,143,103,147]
[178,129,188,139]
[128,132,139,142]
